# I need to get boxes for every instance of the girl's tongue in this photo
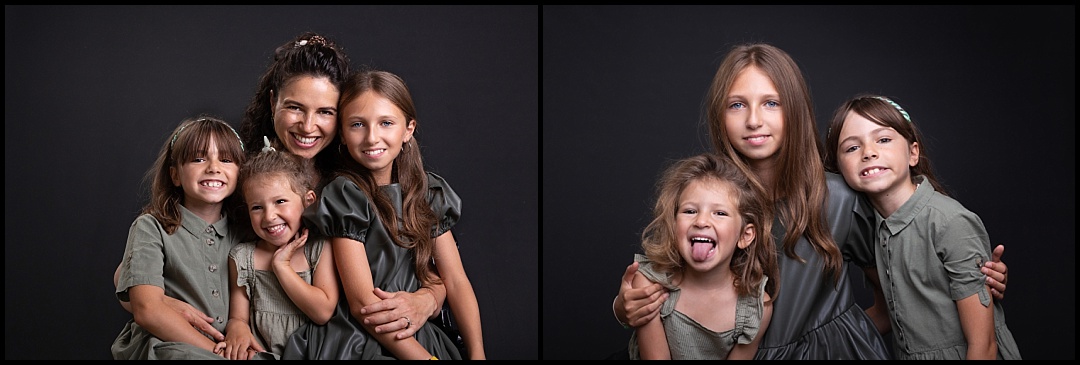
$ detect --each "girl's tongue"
[691,240,715,262]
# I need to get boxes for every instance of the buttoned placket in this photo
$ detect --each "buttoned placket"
[202,224,225,325]
[879,221,905,350]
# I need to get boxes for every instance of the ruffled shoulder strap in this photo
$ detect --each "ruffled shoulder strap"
[229,241,258,299]
[632,254,679,290]
[425,172,462,237]
[304,176,374,243]
[303,236,328,271]
[632,254,682,317]
[733,276,768,345]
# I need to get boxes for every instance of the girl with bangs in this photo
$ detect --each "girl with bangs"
[112,115,259,359]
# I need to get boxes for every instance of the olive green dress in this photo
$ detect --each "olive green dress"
[281,172,463,360]
[111,205,236,360]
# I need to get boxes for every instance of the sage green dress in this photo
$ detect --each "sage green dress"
[228,237,327,359]
[873,176,1021,359]
[111,205,236,360]
[627,254,768,360]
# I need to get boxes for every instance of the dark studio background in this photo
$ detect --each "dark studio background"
[5,5,537,360]
[544,5,1073,360]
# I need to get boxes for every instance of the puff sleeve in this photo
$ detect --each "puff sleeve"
[425,172,461,237]
[304,176,374,243]
[825,172,877,268]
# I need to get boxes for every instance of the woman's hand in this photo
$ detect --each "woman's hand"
[162,296,224,342]
[359,287,437,339]
[615,262,668,327]
[982,244,1008,300]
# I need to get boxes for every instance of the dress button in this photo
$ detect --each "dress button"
[209,264,218,272]
[212,290,220,297]
[207,238,215,246]
[206,227,213,233]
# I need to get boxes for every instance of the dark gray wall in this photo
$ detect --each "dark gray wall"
[5,5,537,360]
[543,5,1074,360]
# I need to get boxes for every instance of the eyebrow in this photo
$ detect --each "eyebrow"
[839,126,894,145]
[726,93,780,101]
[283,99,337,111]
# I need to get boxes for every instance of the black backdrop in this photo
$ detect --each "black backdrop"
[5,5,537,360]
[543,5,1074,360]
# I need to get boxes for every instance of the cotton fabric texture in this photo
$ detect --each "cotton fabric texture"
[628,254,768,359]
[228,237,328,359]
[111,205,237,360]
[873,176,1020,360]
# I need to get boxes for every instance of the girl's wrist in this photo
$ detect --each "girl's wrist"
[272,263,294,275]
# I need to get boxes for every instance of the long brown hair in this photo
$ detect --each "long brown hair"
[641,153,778,299]
[705,43,843,282]
[142,115,246,234]
[336,68,440,286]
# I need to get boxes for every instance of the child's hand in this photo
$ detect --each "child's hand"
[222,323,267,359]
[273,228,309,269]
[213,341,226,357]
[220,336,260,360]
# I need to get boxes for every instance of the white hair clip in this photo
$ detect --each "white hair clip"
[262,136,276,153]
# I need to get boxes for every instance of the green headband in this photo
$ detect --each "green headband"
[872,96,911,123]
